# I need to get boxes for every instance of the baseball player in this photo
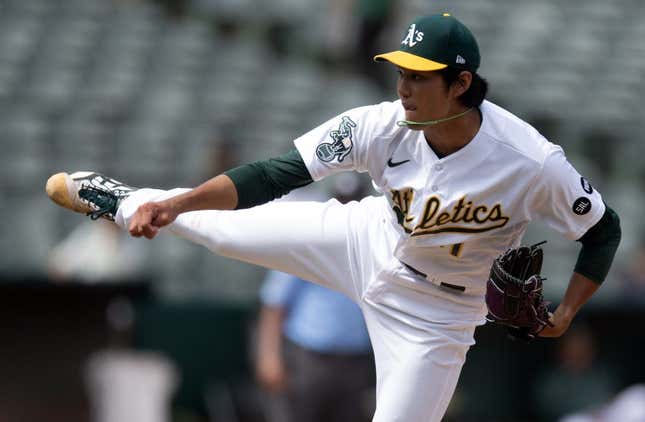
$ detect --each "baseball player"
[46,13,621,422]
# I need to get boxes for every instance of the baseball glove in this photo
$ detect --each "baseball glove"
[485,242,553,341]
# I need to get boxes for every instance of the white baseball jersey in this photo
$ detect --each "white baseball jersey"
[294,99,605,296]
[114,99,606,422]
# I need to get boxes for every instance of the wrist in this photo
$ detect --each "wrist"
[554,304,576,323]
[162,195,186,214]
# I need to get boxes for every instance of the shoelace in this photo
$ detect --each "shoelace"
[78,186,120,220]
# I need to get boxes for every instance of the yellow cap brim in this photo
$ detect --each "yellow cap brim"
[373,50,447,71]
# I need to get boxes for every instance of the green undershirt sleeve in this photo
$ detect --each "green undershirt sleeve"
[574,204,621,284]
[224,149,314,209]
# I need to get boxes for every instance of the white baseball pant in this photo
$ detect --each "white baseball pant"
[116,188,482,422]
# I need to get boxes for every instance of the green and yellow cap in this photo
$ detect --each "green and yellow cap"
[374,13,480,72]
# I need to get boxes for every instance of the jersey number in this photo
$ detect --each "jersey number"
[390,188,464,257]
[442,243,464,258]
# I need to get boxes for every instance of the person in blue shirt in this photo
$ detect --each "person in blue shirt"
[256,269,374,422]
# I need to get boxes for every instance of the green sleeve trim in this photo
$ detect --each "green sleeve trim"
[224,149,313,209]
[574,204,621,284]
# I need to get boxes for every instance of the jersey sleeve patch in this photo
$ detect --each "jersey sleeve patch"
[528,150,605,240]
[315,116,356,163]
[572,197,592,215]
[580,176,593,194]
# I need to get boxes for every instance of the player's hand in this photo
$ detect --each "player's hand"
[538,308,573,338]
[256,356,288,393]
[128,200,179,239]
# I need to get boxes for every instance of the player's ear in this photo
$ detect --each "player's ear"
[452,71,472,98]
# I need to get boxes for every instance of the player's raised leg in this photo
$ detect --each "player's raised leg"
[125,188,369,299]
[45,171,366,300]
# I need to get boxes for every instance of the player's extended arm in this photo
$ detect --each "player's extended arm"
[129,174,238,238]
[129,149,313,238]
[540,205,621,337]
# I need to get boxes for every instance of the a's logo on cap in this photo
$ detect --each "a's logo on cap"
[456,55,466,64]
[401,23,424,47]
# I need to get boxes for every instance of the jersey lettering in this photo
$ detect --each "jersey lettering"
[390,188,415,233]
[389,192,509,236]
[413,195,509,236]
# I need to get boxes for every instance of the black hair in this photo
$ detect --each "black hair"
[439,67,488,108]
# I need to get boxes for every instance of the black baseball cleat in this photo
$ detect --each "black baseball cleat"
[45,171,136,221]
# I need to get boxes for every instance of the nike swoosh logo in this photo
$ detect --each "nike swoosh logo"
[387,158,410,168]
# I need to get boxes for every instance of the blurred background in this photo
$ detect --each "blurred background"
[1,0,644,420]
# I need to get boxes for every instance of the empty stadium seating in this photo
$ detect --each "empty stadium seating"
[1,0,642,303]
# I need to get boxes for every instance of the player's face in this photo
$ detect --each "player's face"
[396,67,456,125]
